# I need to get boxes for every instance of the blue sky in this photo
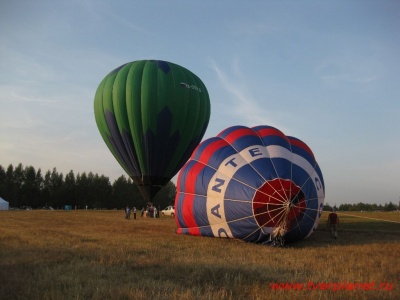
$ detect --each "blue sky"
[0,1,399,206]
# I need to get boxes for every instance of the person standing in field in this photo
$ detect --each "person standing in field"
[133,207,137,220]
[125,205,131,220]
[327,208,339,239]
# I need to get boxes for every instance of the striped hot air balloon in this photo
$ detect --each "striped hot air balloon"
[175,125,325,245]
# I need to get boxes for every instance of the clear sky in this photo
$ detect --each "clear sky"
[1,1,399,206]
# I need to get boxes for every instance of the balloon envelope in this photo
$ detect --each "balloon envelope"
[175,125,325,244]
[94,60,211,201]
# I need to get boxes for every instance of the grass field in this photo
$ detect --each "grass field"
[0,210,399,300]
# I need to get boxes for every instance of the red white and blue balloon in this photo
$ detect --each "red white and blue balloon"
[175,125,325,245]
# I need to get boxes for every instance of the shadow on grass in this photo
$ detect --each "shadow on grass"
[0,248,278,300]
[289,221,400,248]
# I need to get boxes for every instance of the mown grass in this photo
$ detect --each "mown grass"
[0,210,399,300]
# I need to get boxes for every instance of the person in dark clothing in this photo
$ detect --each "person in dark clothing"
[133,207,137,220]
[327,209,339,239]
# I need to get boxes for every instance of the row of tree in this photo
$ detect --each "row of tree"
[2,163,398,212]
[0,163,176,210]
[324,202,398,212]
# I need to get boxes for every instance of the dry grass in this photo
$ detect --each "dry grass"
[0,210,399,300]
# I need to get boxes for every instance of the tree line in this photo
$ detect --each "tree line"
[1,163,398,212]
[0,163,176,210]
[324,202,398,212]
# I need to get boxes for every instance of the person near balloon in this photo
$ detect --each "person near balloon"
[125,205,131,220]
[133,207,137,220]
[327,209,339,239]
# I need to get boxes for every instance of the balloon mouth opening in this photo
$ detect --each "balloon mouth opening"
[253,179,306,235]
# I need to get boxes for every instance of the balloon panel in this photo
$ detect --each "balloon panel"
[175,125,325,244]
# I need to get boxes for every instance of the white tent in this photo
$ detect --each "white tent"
[0,197,9,210]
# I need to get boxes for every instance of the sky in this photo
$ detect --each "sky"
[0,0,399,206]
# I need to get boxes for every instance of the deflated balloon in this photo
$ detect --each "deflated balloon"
[94,60,211,201]
[175,125,325,245]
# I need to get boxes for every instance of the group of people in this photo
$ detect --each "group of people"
[141,203,160,218]
[124,206,137,220]
[125,202,161,220]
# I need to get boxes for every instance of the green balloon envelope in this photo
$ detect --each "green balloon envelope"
[94,60,211,201]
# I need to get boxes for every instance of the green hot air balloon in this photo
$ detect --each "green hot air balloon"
[94,60,211,201]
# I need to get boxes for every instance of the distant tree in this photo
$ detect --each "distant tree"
[323,203,332,211]
[86,172,96,207]
[338,203,351,211]
[75,172,89,209]
[384,202,397,212]
[153,181,176,209]
[64,170,76,208]
[35,168,44,207]
[111,175,140,209]
[91,174,112,209]
[0,165,6,197]
[0,165,12,202]
[10,164,24,207]
[21,165,40,208]
[41,170,51,208]
[50,168,64,208]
